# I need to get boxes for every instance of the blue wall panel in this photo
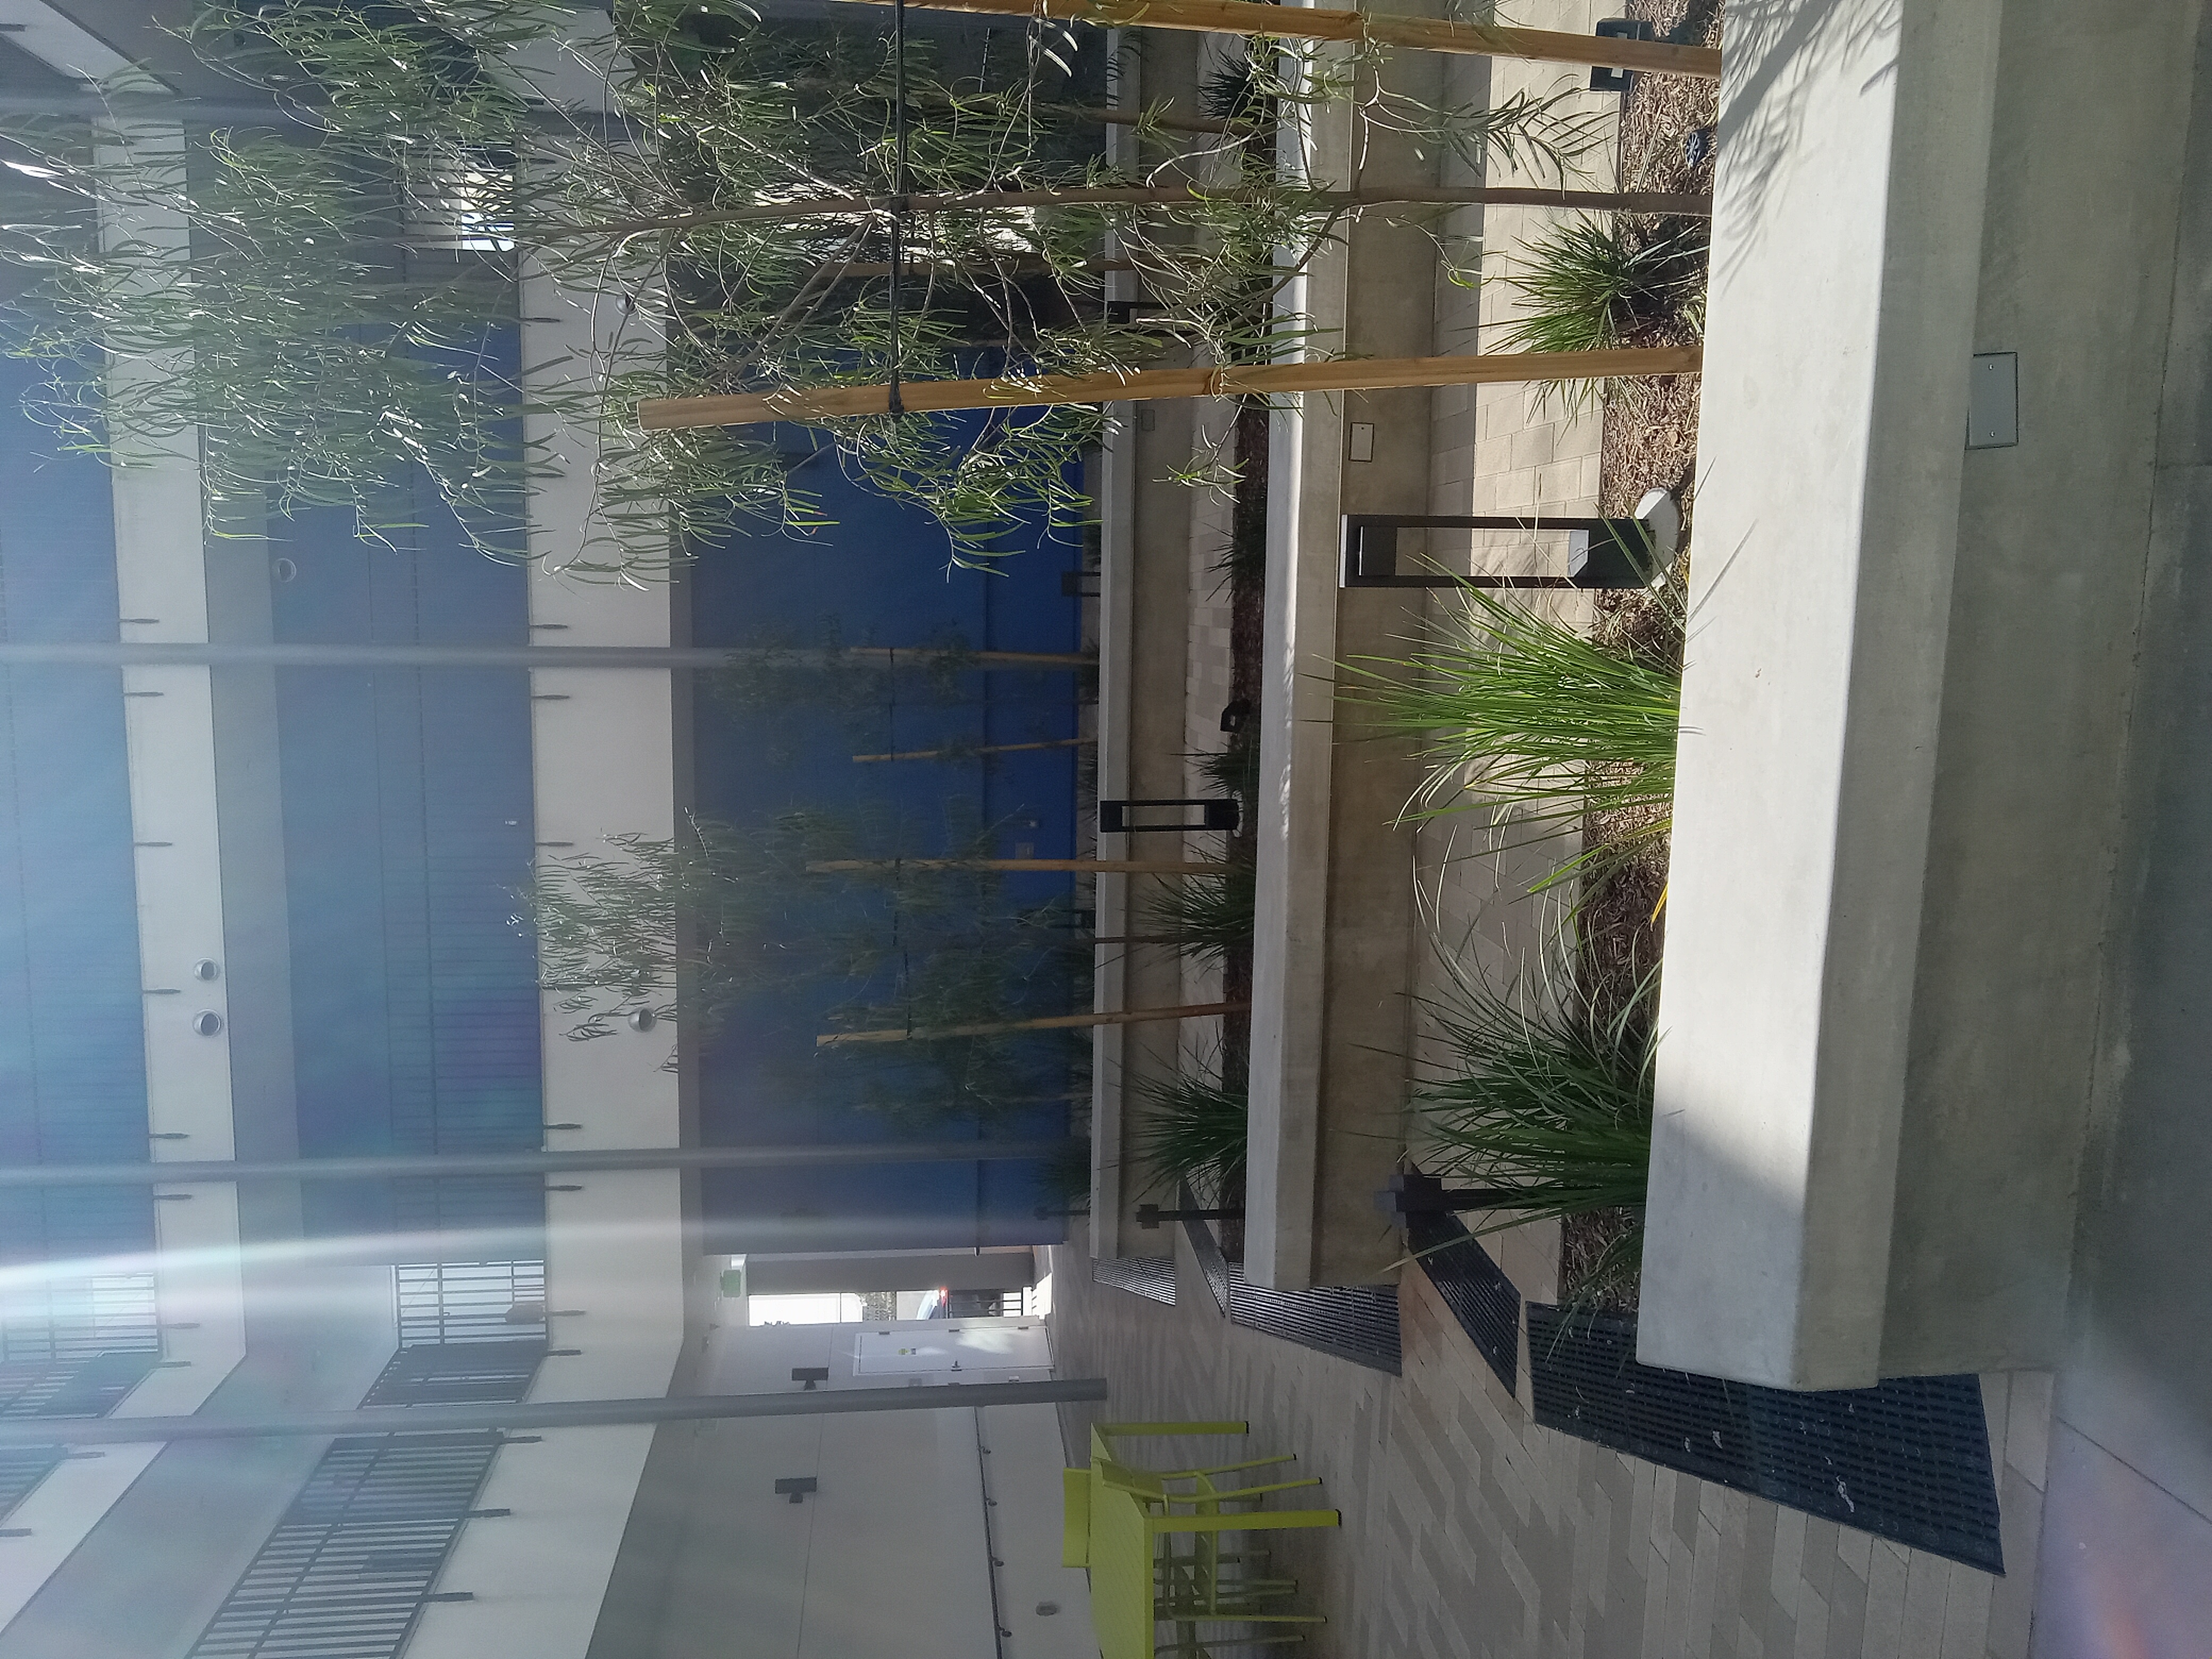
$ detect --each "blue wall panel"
[0,346,154,1265]
[689,433,1084,1253]
[271,381,545,1247]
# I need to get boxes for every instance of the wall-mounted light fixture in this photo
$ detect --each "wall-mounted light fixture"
[773,1477,818,1504]
[626,1008,657,1032]
[191,1011,222,1036]
[191,959,220,981]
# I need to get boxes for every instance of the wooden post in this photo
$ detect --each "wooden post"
[818,1001,1250,1045]
[640,347,1700,431]
[805,859,1231,874]
[835,0,1723,78]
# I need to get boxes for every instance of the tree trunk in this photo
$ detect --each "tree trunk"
[837,0,1723,78]
[819,1000,1249,1045]
[643,346,1702,430]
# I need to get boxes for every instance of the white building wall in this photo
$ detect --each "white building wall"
[641,1319,1095,1659]
[406,136,688,1656]
[0,80,258,1626]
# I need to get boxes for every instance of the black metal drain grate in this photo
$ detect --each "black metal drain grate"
[1527,1306,2004,1572]
[1091,1255,1176,1305]
[1409,1211,1521,1393]
[1229,1274,1401,1373]
[1180,1208,1231,1317]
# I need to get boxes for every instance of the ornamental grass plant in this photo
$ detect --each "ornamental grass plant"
[1136,857,1255,968]
[1414,958,1656,1302]
[1128,1067,1247,1202]
[1343,579,1682,892]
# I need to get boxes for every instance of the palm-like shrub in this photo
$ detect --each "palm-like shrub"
[1414,963,1655,1297]
[1492,215,1706,416]
[1137,858,1255,968]
[1129,1069,1247,1202]
[1493,216,1707,356]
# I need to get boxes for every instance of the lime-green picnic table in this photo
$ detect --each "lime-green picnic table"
[1072,1422,1339,1659]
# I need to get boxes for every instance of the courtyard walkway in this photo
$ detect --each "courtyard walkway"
[1051,1229,2047,1659]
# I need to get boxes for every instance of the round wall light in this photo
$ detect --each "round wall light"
[191,1011,223,1036]
[626,1008,657,1032]
[191,959,220,982]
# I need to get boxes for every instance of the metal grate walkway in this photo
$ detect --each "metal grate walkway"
[1527,1306,2005,1572]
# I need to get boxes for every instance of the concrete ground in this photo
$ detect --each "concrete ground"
[1051,1229,2046,1659]
[2029,15,2212,1654]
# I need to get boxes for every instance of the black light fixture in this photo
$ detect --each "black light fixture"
[1099,798,1240,834]
[1341,492,1681,592]
[773,1477,818,1504]
[191,1011,222,1036]
[1135,1202,1243,1230]
[1589,18,1657,92]
[1374,1169,1527,1225]
[791,1367,830,1390]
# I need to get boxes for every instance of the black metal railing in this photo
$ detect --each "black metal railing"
[360,1340,547,1409]
[0,1444,64,1518]
[0,1272,160,1365]
[0,1351,161,1420]
[394,1261,547,1347]
[0,1348,162,1523]
[185,1432,509,1659]
[187,1343,544,1659]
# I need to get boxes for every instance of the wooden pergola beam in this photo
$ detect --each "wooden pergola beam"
[640,346,1703,430]
[835,0,1722,79]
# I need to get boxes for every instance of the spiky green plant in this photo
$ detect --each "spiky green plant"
[1343,581,1680,888]
[1490,215,1706,415]
[1129,1069,1246,1202]
[1493,216,1707,356]
[1414,963,1654,1296]
[1191,730,1261,809]
[1136,858,1255,967]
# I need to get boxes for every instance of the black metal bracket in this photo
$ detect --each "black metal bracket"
[1099,797,1241,834]
[1136,1203,1245,1230]
[1341,514,1664,591]
[1589,18,1657,92]
[1375,1169,1525,1224]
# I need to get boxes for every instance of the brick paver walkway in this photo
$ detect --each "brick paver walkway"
[1051,1230,2047,1659]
